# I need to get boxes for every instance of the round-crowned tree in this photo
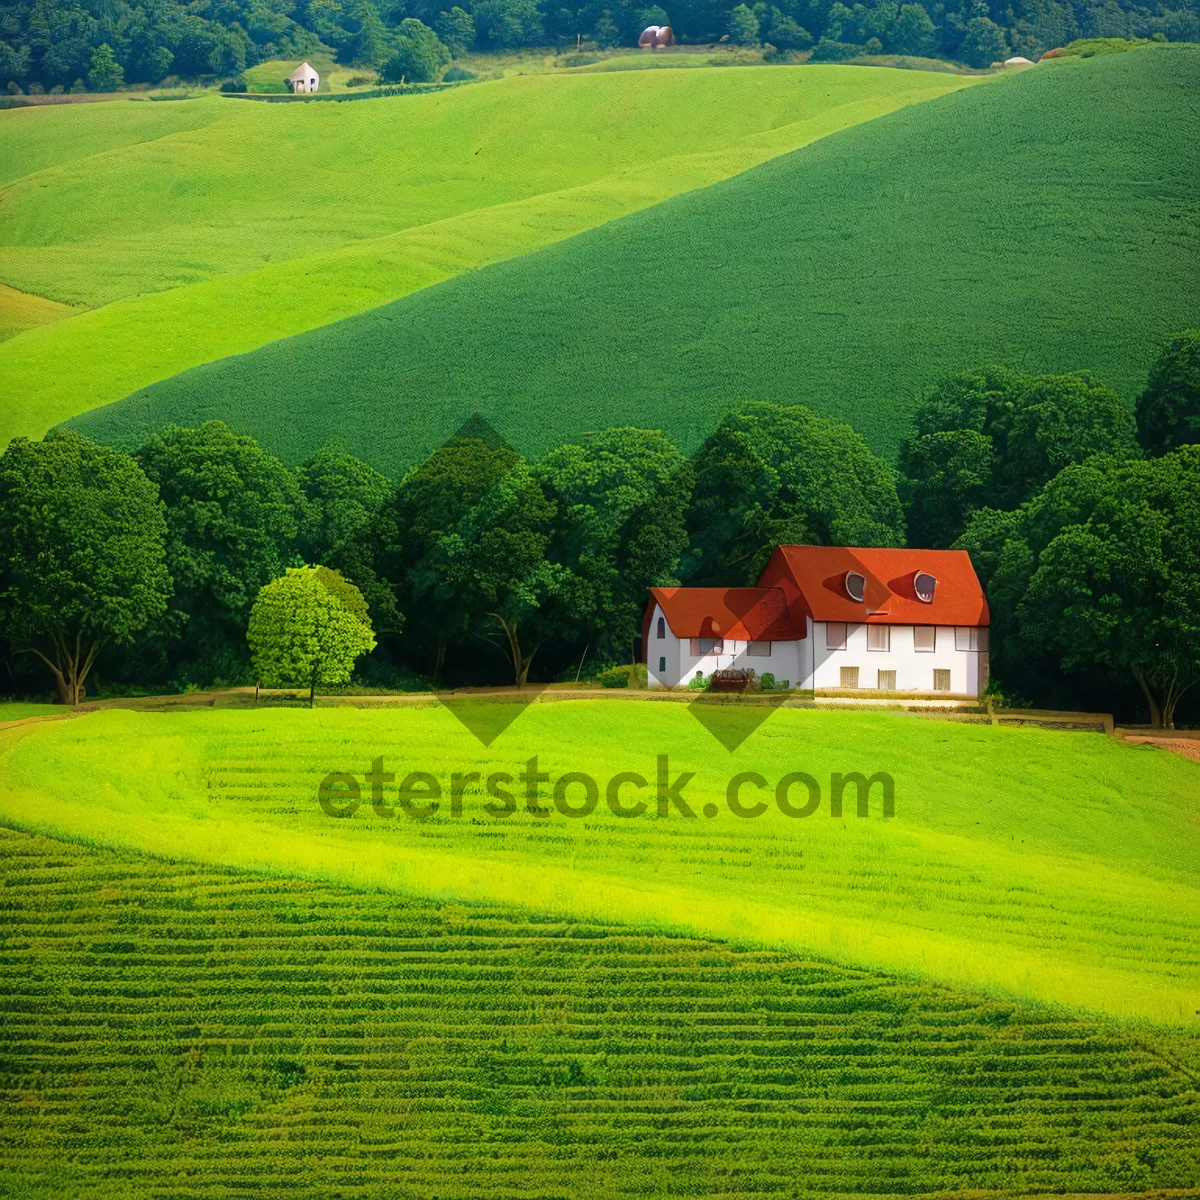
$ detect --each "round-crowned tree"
[247,566,375,705]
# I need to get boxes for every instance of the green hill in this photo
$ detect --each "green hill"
[71,47,1200,472]
[0,65,973,447]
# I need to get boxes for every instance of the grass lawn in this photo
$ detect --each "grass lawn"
[2,823,1198,1197]
[0,282,79,343]
[0,701,66,722]
[1,701,1196,1026]
[0,64,975,451]
[73,47,1200,474]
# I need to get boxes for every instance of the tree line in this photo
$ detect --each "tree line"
[0,331,1195,723]
[3,0,1198,95]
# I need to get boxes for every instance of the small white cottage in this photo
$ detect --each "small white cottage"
[643,545,991,696]
[290,62,320,93]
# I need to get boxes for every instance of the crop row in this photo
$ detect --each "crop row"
[1,826,1198,1198]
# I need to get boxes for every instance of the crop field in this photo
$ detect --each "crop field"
[70,47,1200,473]
[0,65,975,449]
[2,825,1199,1198]
[0,282,77,343]
[1,702,1197,1025]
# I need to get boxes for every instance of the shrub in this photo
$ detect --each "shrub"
[595,665,630,688]
[810,37,863,61]
[345,74,375,87]
[686,671,709,690]
[70,78,86,93]
[760,672,776,690]
[7,82,23,96]
[560,53,599,66]
[219,77,247,93]
[443,64,477,81]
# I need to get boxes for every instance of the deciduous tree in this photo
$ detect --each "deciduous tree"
[0,432,171,705]
[1136,330,1200,456]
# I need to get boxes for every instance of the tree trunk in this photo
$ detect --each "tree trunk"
[30,629,101,707]
[488,613,538,688]
[1131,665,1163,728]
[434,639,446,684]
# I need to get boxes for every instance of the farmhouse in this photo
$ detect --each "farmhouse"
[643,546,990,695]
[290,62,319,93]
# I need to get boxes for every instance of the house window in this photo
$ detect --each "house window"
[656,617,665,639]
[933,669,951,692]
[877,670,896,690]
[658,656,666,674]
[914,626,936,652]
[867,625,890,652]
[747,641,771,657]
[691,637,724,655]
[826,622,847,651]
[955,627,988,651]
[840,666,859,689]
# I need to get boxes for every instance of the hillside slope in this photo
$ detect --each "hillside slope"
[0,66,973,449]
[72,47,1200,471]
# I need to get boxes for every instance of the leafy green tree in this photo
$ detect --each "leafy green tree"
[686,401,905,585]
[248,566,375,705]
[351,0,390,67]
[765,8,812,47]
[900,366,1138,547]
[728,2,761,42]
[1136,330,1200,456]
[0,432,171,705]
[87,42,123,91]
[965,447,1200,727]
[472,0,544,47]
[430,458,568,686]
[890,2,936,54]
[541,428,693,663]
[435,6,476,54]
[295,447,393,566]
[900,429,995,548]
[135,422,300,684]
[381,18,449,81]
[959,14,1008,65]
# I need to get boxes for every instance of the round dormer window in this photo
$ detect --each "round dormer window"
[845,571,866,603]
[914,571,936,603]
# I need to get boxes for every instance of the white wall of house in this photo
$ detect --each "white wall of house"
[811,621,987,695]
[645,604,807,690]
[645,606,988,694]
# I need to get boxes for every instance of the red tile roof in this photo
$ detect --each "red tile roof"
[648,586,808,641]
[759,546,989,626]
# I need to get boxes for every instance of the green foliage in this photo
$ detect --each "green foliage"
[1136,329,1200,456]
[135,422,300,676]
[686,401,904,584]
[435,7,477,56]
[247,565,375,696]
[594,663,630,687]
[901,366,1138,548]
[541,427,692,661]
[86,43,124,91]
[380,19,449,83]
[441,63,477,80]
[891,3,936,56]
[959,15,1009,66]
[728,4,760,45]
[74,50,1200,475]
[0,432,170,704]
[959,447,1200,727]
[472,0,544,48]
[1062,36,1158,56]
[295,446,392,565]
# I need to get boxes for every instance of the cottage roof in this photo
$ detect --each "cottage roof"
[649,586,807,641]
[290,62,317,80]
[761,546,989,626]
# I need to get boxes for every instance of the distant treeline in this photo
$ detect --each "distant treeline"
[2,0,1199,94]
[0,331,1196,722]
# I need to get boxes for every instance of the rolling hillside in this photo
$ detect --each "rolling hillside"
[0,65,975,447]
[70,47,1200,472]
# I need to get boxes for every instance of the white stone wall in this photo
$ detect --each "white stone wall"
[811,621,987,695]
[645,606,987,695]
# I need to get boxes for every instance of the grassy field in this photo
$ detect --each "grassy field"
[1,824,1198,1197]
[0,282,78,343]
[0,65,975,450]
[69,47,1200,473]
[242,56,375,93]
[1,702,1196,1026]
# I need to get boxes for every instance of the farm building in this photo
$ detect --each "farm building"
[643,545,990,695]
[638,25,675,48]
[290,62,320,93]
